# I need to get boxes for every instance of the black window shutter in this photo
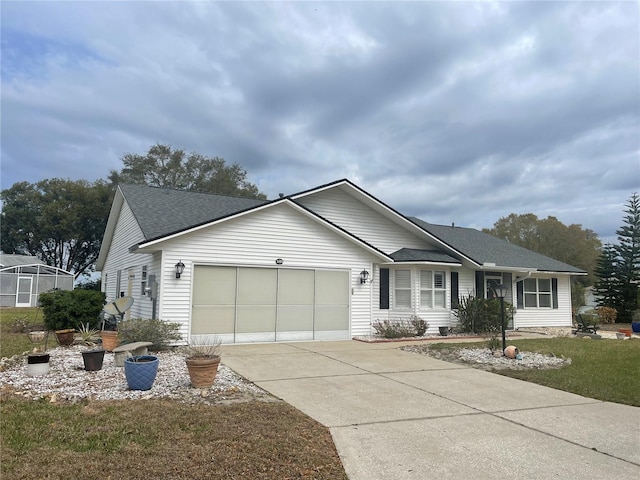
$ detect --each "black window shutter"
[451,272,459,308]
[516,282,524,309]
[380,268,390,310]
[475,271,485,298]
[552,278,558,309]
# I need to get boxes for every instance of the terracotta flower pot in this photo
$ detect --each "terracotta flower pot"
[100,331,120,352]
[618,329,632,338]
[504,345,519,359]
[55,329,75,346]
[186,356,221,388]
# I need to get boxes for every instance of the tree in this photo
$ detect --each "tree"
[0,179,113,279]
[593,243,620,309]
[483,213,602,285]
[108,143,267,199]
[599,193,640,321]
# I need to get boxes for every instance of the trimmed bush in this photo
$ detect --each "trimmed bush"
[117,318,182,351]
[39,289,106,331]
[372,316,429,339]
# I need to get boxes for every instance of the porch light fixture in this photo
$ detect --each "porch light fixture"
[495,284,507,354]
[174,260,185,279]
[359,269,370,284]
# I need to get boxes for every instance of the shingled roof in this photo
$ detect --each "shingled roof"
[390,248,460,264]
[119,184,268,241]
[410,217,586,273]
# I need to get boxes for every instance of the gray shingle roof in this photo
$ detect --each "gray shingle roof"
[0,254,45,267]
[119,184,268,241]
[391,248,461,264]
[410,218,585,273]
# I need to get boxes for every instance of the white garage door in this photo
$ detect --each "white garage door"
[191,266,350,343]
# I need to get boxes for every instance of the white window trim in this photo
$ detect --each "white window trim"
[523,278,552,309]
[420,270,447,309]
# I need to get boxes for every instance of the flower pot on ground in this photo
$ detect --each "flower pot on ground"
[618,329,632,338]
[26,353,50,376]
[54,328,76,346]
[100,330,120,352]
[124,355,159,391]
[184,337,221,389]
[631,322,640,334]
[439,326,449,336]
[504,345,519,359]
[82,349,106,371]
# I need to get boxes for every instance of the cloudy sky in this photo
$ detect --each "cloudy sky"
[1,1,638,241]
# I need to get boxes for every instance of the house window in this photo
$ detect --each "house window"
[524,278,552,308]
[140,266,148,296]
[420,270,446,308]
[485,273,503,299]
[394,269,412,309]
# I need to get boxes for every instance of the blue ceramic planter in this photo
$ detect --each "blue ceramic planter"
[124,355,159,391]
[632,322,640,334]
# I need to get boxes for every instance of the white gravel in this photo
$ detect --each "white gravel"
[0,345,272,405]
[402,345,571,370]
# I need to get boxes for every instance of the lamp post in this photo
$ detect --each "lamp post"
[495,284,507,355]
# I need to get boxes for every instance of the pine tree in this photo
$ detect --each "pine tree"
[615,193,640,321]
[594,243,620,309]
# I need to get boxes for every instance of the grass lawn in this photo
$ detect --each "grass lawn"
[426,337,640,407]
[0,398,347,480]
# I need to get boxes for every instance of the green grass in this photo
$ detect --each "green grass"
[0,307,46,358]
[427,337,640,406]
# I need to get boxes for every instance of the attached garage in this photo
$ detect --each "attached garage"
[191,265,350,343]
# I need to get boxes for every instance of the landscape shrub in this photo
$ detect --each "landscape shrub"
[117,318,182,350]
[595,306,617,324]
[454,295,514,334]
[372,316,429,338]
[39,289,106,331]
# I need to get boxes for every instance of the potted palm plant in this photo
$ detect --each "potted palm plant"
[184,336,221,388]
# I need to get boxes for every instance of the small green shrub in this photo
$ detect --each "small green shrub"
[372,316,429,338]
[117,318,182,350]
[39,289,106,331]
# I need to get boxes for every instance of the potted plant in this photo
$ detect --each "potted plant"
[76,323,106,371]
[184,336,221,389]
[124,355,159,390]
[632,311,640,334]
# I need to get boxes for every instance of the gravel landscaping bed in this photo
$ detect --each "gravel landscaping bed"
[0,345,276,405]
[401,344,571,371]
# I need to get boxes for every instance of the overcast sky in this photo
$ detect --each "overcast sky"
[1,1,638,241]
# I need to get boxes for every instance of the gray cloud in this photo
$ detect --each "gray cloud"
[1,1,638,241]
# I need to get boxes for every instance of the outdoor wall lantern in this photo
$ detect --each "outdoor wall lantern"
[175,260,185,279]
[495,284,507,354]
[359,269,370,284]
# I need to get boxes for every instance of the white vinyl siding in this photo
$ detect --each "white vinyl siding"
[100,202,155,320]
[514,275,572,328]
[148,203,378,339]
[420,270,446,309]
[297,188,433,254]
[394,270,412,309]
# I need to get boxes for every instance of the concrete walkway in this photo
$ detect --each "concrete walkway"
[221,340,640,480]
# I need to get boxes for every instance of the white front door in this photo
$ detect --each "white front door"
[16,277,32,307]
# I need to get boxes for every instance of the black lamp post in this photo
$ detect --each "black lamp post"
[495,284,507,354]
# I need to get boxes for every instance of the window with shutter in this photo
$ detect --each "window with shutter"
[420,270,446,308]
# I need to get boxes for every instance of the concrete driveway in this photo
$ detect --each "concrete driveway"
[221,340,640,480]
